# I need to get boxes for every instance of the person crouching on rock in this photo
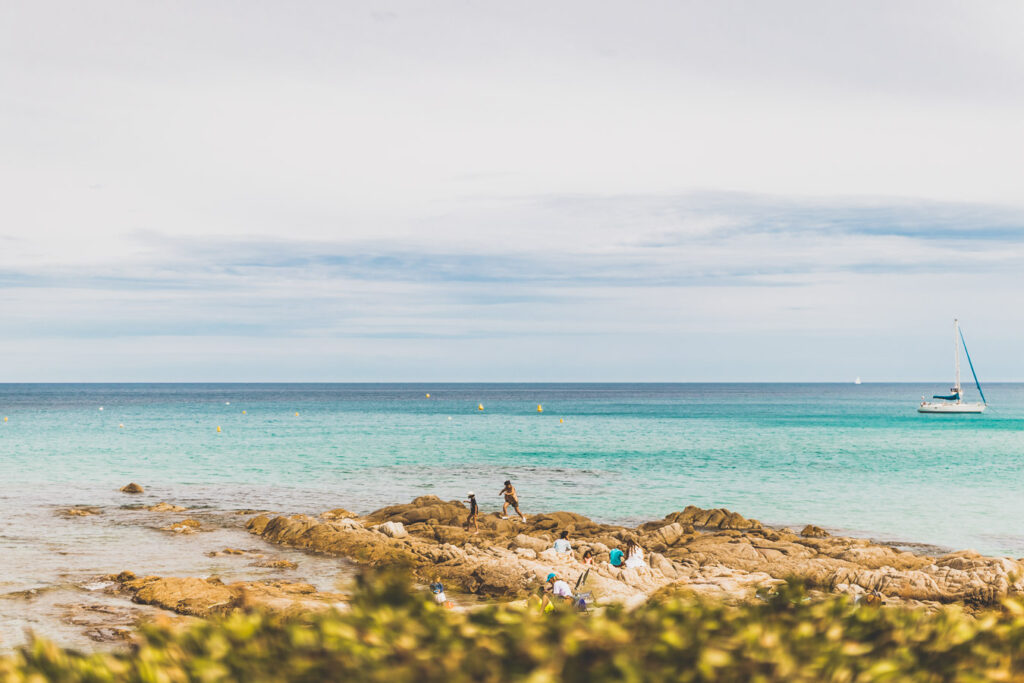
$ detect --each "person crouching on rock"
[464,492,479,533]
[500,480,527,522]
[553,530,574,560]
[542,572,573,612]
[430,578,452,608]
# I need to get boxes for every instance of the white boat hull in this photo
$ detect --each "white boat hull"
[918,401,986,414]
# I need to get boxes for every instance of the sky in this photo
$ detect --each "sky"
[1,1,1023,381]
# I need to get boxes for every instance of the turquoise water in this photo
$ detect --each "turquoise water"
[2,383,1023,559]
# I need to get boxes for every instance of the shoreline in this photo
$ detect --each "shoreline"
[4,488,1024,652]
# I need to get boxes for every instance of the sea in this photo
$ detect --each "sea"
[1,382,1023,648]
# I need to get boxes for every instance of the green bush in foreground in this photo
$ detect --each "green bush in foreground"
[4,574,1024,682]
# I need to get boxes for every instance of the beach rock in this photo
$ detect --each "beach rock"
[253,559,298,570]
[115,574,344,617]
[162,519,201,533]
[245,496,1024,610]
[62,507,101,517]
[373,521,409,539]
[120,483,144,494]
[206,548,248,557]
[657,506,762,531]
[322,507,358,520]
[513,534,550,554]
[801,525,829,538]
[367,496,467,527]
[651,522,686,547]
[147,502,187,512]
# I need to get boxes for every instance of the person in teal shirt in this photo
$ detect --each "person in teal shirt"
[609,547,624,567]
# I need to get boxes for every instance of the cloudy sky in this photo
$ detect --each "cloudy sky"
[2,1,1023,381]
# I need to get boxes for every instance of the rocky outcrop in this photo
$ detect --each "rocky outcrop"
[120,483,144,494]
[246,497,1024,610]
[246,504,777,603]
[111,573,344,617]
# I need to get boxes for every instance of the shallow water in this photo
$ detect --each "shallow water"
[1,383,1023,646]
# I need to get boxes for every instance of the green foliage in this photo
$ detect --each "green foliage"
[4,572,1024,681]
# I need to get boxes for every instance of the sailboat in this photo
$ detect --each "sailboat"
[854,377,862,385]
[918,319,987,414]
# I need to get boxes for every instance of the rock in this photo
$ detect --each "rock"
[62,507,101,517]
[652,522,686,547]
[147,502,187,512]
[244,496,1024,610]
[322,507,358,520]
[120,483,144,494]
[538,548,559,563]
[801,525,829,538]
[253,559,298,570]
[162,519,201,533]
[373,521,409,539]
[513,534,550,554]
[206,548,248,557]
[114,574,343,617]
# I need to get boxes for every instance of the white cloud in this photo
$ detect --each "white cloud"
[0,1,1021,379]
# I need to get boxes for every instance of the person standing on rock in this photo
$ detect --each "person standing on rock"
[499,480,527,522]
[464,492,479,533]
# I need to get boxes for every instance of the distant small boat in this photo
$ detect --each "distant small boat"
[918,319,987,414]
[854,377,861,385]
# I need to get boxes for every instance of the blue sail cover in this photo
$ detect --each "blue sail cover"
[933,392,961,401]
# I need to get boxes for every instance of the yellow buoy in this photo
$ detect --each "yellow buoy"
[119,423,124,429]
[426,393,430,398]
[537,404,543,412]
[559,418,564,423]
[242,410,247,415]
[294,411,300,417]
[217,425,222,433]
[478,404,484,411]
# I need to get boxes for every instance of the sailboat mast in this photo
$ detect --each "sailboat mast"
[954,318,961,400]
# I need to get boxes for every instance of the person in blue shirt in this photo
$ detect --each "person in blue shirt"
[552,530,574,559]
[609,547,625,568]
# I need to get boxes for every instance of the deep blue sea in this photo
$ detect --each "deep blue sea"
[3,382,1023,647]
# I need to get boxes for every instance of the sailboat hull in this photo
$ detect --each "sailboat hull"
[918,402,986,414]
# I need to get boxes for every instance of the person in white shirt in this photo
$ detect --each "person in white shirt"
[624,540,646,569]
[544,572,573,611]
[552,530,574,559]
